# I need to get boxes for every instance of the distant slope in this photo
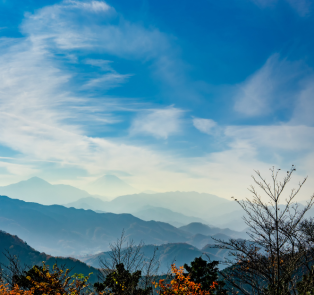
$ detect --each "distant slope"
[132,206,207,227]
[0,230,98,282]
[214,209,247,231]
[65,197,108,211]
[86,175,138,197]
[105,191,238,222]
[80,243,228,273]
[65,198,207,228]
[179,222,247,238]
[0,196,189,257]
[187,233,233,249]
[0,177,101,205]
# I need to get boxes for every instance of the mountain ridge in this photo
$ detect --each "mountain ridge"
[0,195,190,257]
[0,230,98,282]
[0,177,102,205]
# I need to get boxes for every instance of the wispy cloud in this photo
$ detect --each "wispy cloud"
[225,125,314,151]
[22,0,169,57]
[192,118,217,135]
[0,1,170,181]
[234,54,307,117]
[83,73,132,89]
[0,0,190,193]
[291,76,314,125]
[130,107,184,139]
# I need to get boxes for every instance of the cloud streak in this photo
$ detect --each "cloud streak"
[130,107,184,139]
[234,54,308,117]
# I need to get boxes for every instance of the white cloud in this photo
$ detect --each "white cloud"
[83,73,132,89]
[234,54,306,117]
[0,5,166,184]
[66,0,112,13]
[20,0,197,104]
[225,125,314,151]
[22,0,169,58]
[291,76,314,125]
[192,118,217,135]
[0,1,186,194]
[130,107,184,139]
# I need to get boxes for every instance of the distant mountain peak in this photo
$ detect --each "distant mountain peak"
[86,174,138,197]
[26,177,50,185]
[0,177,93,205]
[95,175,128,184]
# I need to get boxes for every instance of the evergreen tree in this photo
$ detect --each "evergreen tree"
[184,257,227,295]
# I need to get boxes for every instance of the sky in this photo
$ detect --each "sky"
[0,0,313,200]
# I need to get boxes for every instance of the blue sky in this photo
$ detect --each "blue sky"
[0,0,313,199]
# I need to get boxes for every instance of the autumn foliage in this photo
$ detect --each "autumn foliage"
[1,263,91,295]
[0,260,220,295]
[155,264,217,295]
[22,264,90,295]
[0,284,34,295]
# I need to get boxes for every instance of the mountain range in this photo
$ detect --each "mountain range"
[0,177,244,228]
[0,195,189,256]
[0,174,138,205]
[66,199,207,227]
[66,191,242,228]
[0,195,246,257]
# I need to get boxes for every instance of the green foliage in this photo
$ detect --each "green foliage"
[94,263,152,295]
[184,257,227,295]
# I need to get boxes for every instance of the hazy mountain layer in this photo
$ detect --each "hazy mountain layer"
[66,197,109,211]
[80,243,229,273]
[104,191,240,224]
[66,198,206,227]
[131,206,207,227]
[0,230,98,282]
[0,177,102,205]
[180,222,247,238]
[0,196,190,256]
[0,177,242,227]
[85,175,138,197]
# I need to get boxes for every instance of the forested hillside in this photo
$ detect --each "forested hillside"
[0,231,98,282]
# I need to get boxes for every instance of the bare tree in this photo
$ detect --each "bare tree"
[0,251,28,287]
[213,166,314,295]
[97,230,160,292]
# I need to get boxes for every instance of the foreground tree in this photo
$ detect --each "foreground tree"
[14,263,91,295]
[184,257,227,295]
[214,166,314,295]
[94,263,151,295]
[96,231,159,294]
[155,264,218,295]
